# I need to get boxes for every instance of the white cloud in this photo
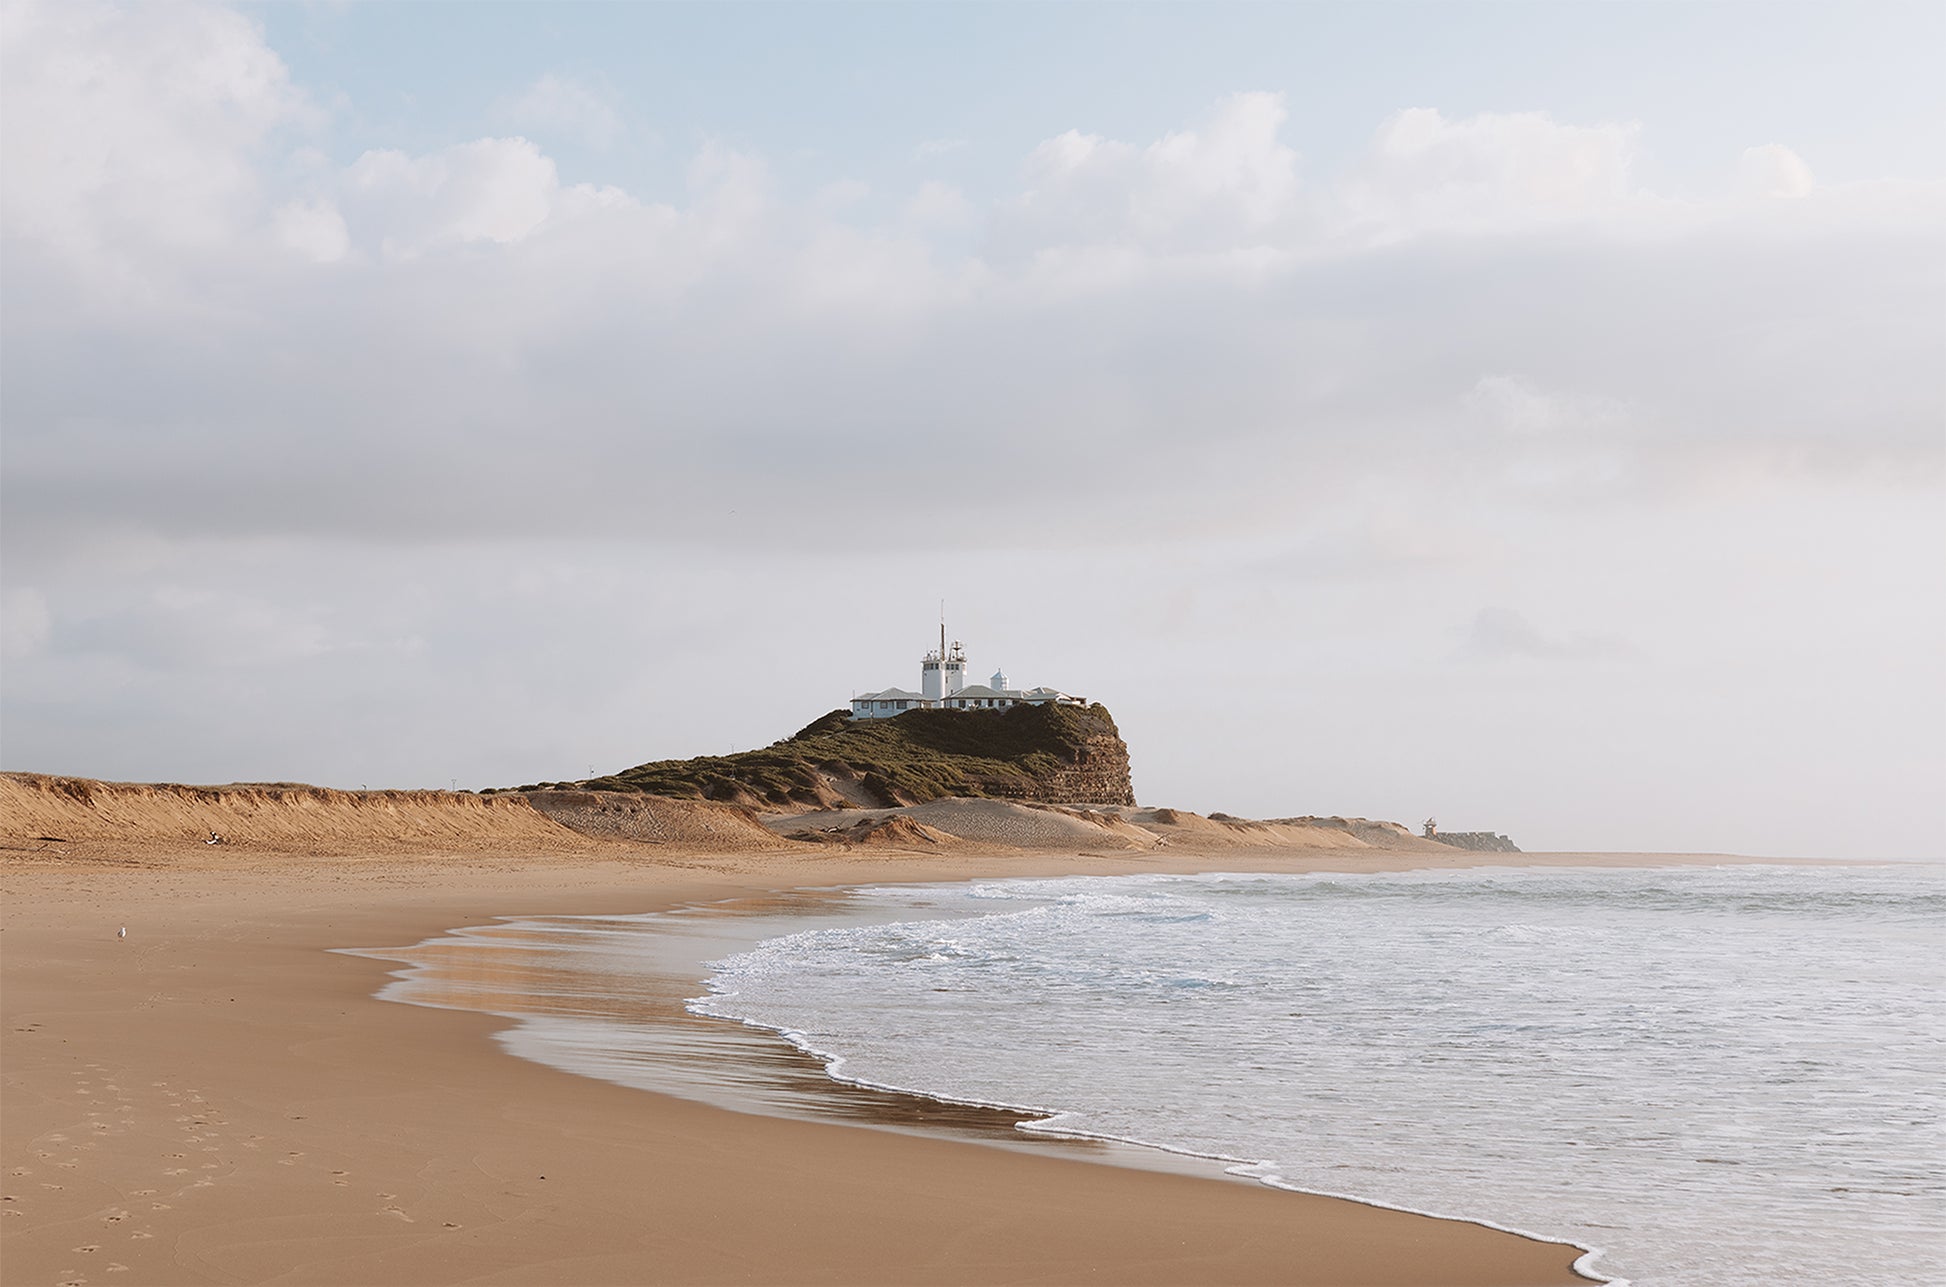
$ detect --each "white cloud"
[498,73,625,151]
[1462,376,1630,442]
[1736,143,1816,199]
[813,179,872,214]
[272,198,350,262]
[1336,108,1641,241]
[343,138,562,256]
[2,588,51,661]
[0,0,315,318]
[902,180,973,230]
[996,93,1301,261]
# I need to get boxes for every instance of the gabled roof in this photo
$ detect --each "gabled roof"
[854,687,927,703]
[946,684,1012,700]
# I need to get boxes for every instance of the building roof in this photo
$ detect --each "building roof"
[854,687,928,703]
[945,684,1012,700]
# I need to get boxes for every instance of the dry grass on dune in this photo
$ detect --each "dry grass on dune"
[523,789,796,851]
[1124,808,1450,852]
[0,772,590,855]
[759,797,1452,855]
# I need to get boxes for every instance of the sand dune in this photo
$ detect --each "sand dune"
[3,772,1460,866]
[764,798,1455,855]
[0,773,780,858]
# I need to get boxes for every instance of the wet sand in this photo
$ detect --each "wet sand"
[1,841,1629,1285]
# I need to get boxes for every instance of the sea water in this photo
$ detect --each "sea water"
[688,865,1945,1286]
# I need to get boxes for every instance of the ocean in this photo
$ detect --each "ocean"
[367,862,1945,1286]
[686,865,1945,1286]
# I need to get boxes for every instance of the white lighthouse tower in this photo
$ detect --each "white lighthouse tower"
[920,622,969,701]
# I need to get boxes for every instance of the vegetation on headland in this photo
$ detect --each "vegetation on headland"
[508,702,1132,811]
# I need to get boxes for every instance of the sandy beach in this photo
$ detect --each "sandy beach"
[0,784,1641,1286]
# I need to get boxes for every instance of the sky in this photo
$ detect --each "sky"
[2,0,1942,859]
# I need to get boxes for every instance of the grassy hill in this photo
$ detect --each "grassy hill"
[552,702,1134,811]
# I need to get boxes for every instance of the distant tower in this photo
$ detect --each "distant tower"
[990,668,1008,692]
[920,619,970,700]
[921,618,947,701]
[944,640,968,695]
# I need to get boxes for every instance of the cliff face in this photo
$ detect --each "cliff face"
[573,703,1137,811]
[1433,831,1522,853]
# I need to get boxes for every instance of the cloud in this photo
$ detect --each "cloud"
[2,588,51,660]
[342,137,565,255]
[272,198,350,262]
[0,0,309,295]
[1735,144,1815,199]
[1459,607,1628,662]
[497,73,625,151]
[992,92,1301,263]
[1335,108,1641,242]
[903,180,974,230]
[914,137,968,160]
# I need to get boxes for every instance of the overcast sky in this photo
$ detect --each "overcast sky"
[3,0,1941,858]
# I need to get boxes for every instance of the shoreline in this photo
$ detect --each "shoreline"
[3,843,1754,1285]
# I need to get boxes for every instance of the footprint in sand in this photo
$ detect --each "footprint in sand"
[130,1189,154,1197]
[162,1169,187,1178]
[331,1170,350,1186]
[103,1210,129,1223]
[149,1202,171,1211]
[73,1243,100,1253]
[107,1264,130,1273]
[378,1205,415,1222]
[131,1230,154,1240]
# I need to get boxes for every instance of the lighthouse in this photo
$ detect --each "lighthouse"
[920,622,969,701]
[850,623,1082,719]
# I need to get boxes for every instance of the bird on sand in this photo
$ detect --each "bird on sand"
[118,926,126,939]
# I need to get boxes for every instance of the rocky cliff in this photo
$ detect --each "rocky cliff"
[1433,830,1522,853]
[567,703,1137,811]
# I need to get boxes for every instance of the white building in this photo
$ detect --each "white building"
[850,628,1085,720]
